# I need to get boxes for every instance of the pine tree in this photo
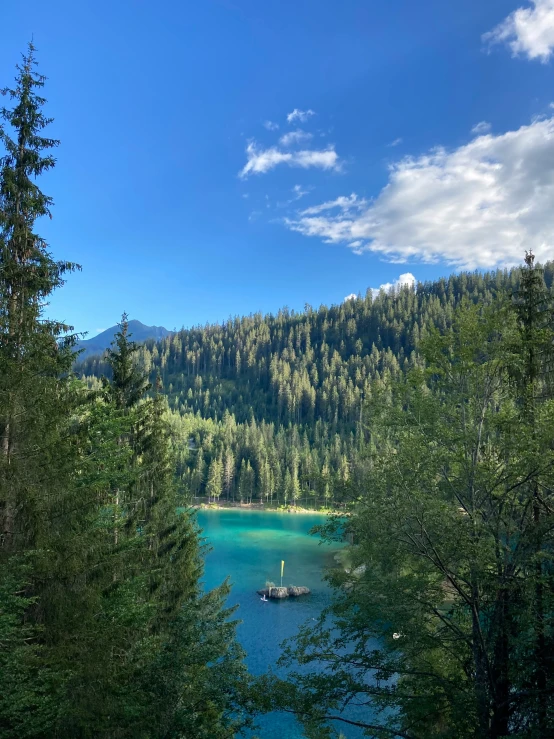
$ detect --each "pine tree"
[290,451,301,507]
[105,312,151,410]
[0,44,84,736]
[68,311,253,737]
[511,251,554,731]
[206,455,223,503]
[0,47,253,738]
[223,448,235,501]
[0,42,79,549]
[191,448,205,497]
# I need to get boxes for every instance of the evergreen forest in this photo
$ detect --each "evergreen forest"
[1,45,553,738]
[79,263,554,512]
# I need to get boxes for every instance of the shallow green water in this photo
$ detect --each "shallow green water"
[196,509,353,739]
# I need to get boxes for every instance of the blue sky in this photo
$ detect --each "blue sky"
[2,0,554,337]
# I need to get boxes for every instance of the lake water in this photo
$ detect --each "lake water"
[197,509,357,739]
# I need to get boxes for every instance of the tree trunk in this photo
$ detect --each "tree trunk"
[491,587,510,738]
[471,589,490,737]
[534,491,547,732]
[1,418,14,552]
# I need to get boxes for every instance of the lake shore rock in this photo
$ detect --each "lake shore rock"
[256,586,311,599]
[270,586,289,599]
[287,585,310,597]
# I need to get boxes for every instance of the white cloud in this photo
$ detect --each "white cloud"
[284,115,554,269]
[239,141,340,178]
[348,240,364,254]
[370,272,416,297]
[279,129,313,147]
[472,121,492,135]
[388,137,403,147]
[276,184,313,208]
[239,144,291,177]
[300,193,367,216]
[264,120,280,130]
[287,108,316,124]
[483,0,554,62]
[344,273,416,303]
[291,184,309,200]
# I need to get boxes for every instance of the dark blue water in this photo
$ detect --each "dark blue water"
[197,509,356,739]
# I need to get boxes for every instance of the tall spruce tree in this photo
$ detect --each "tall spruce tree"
[79,316,254,738]
[0,48,253,739]
[0,42,79,551]
[0,43,85,736]
[512,251,554,732]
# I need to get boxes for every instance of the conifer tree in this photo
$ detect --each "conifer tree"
[90,317,252,737]
[0,42,78,550]
[223,447,235,501]
[512,251,554,731]
[207,455,223,503]
[0,43,84,736]
[0,48,253,739]
[105,311,151,410]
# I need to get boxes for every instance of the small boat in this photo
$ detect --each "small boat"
[260,594,268,602]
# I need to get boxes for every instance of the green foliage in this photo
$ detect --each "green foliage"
[3,42,554,739]
[0,48,252,739]
[104,311,151,410]
[79,266,547,430]
[55,317,253,737]
[78,263,554,511]
[207,454,224,502]
[261,287,554,737]
[0,44,85,736]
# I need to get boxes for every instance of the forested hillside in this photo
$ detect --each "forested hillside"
[2,40,554,739]
[263,253,554,737]
[77,264,554,507]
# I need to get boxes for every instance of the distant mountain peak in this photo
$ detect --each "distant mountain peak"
[76,320,170,359]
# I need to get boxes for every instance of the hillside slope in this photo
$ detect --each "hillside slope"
[76,263,554,505]
[79,266,554,429]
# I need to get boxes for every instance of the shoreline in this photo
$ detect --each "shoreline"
[192,501,338,515]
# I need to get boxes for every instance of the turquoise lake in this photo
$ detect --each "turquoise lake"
[196,509,360,739]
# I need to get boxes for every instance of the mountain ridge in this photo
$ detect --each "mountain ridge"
[78,264,554,431]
